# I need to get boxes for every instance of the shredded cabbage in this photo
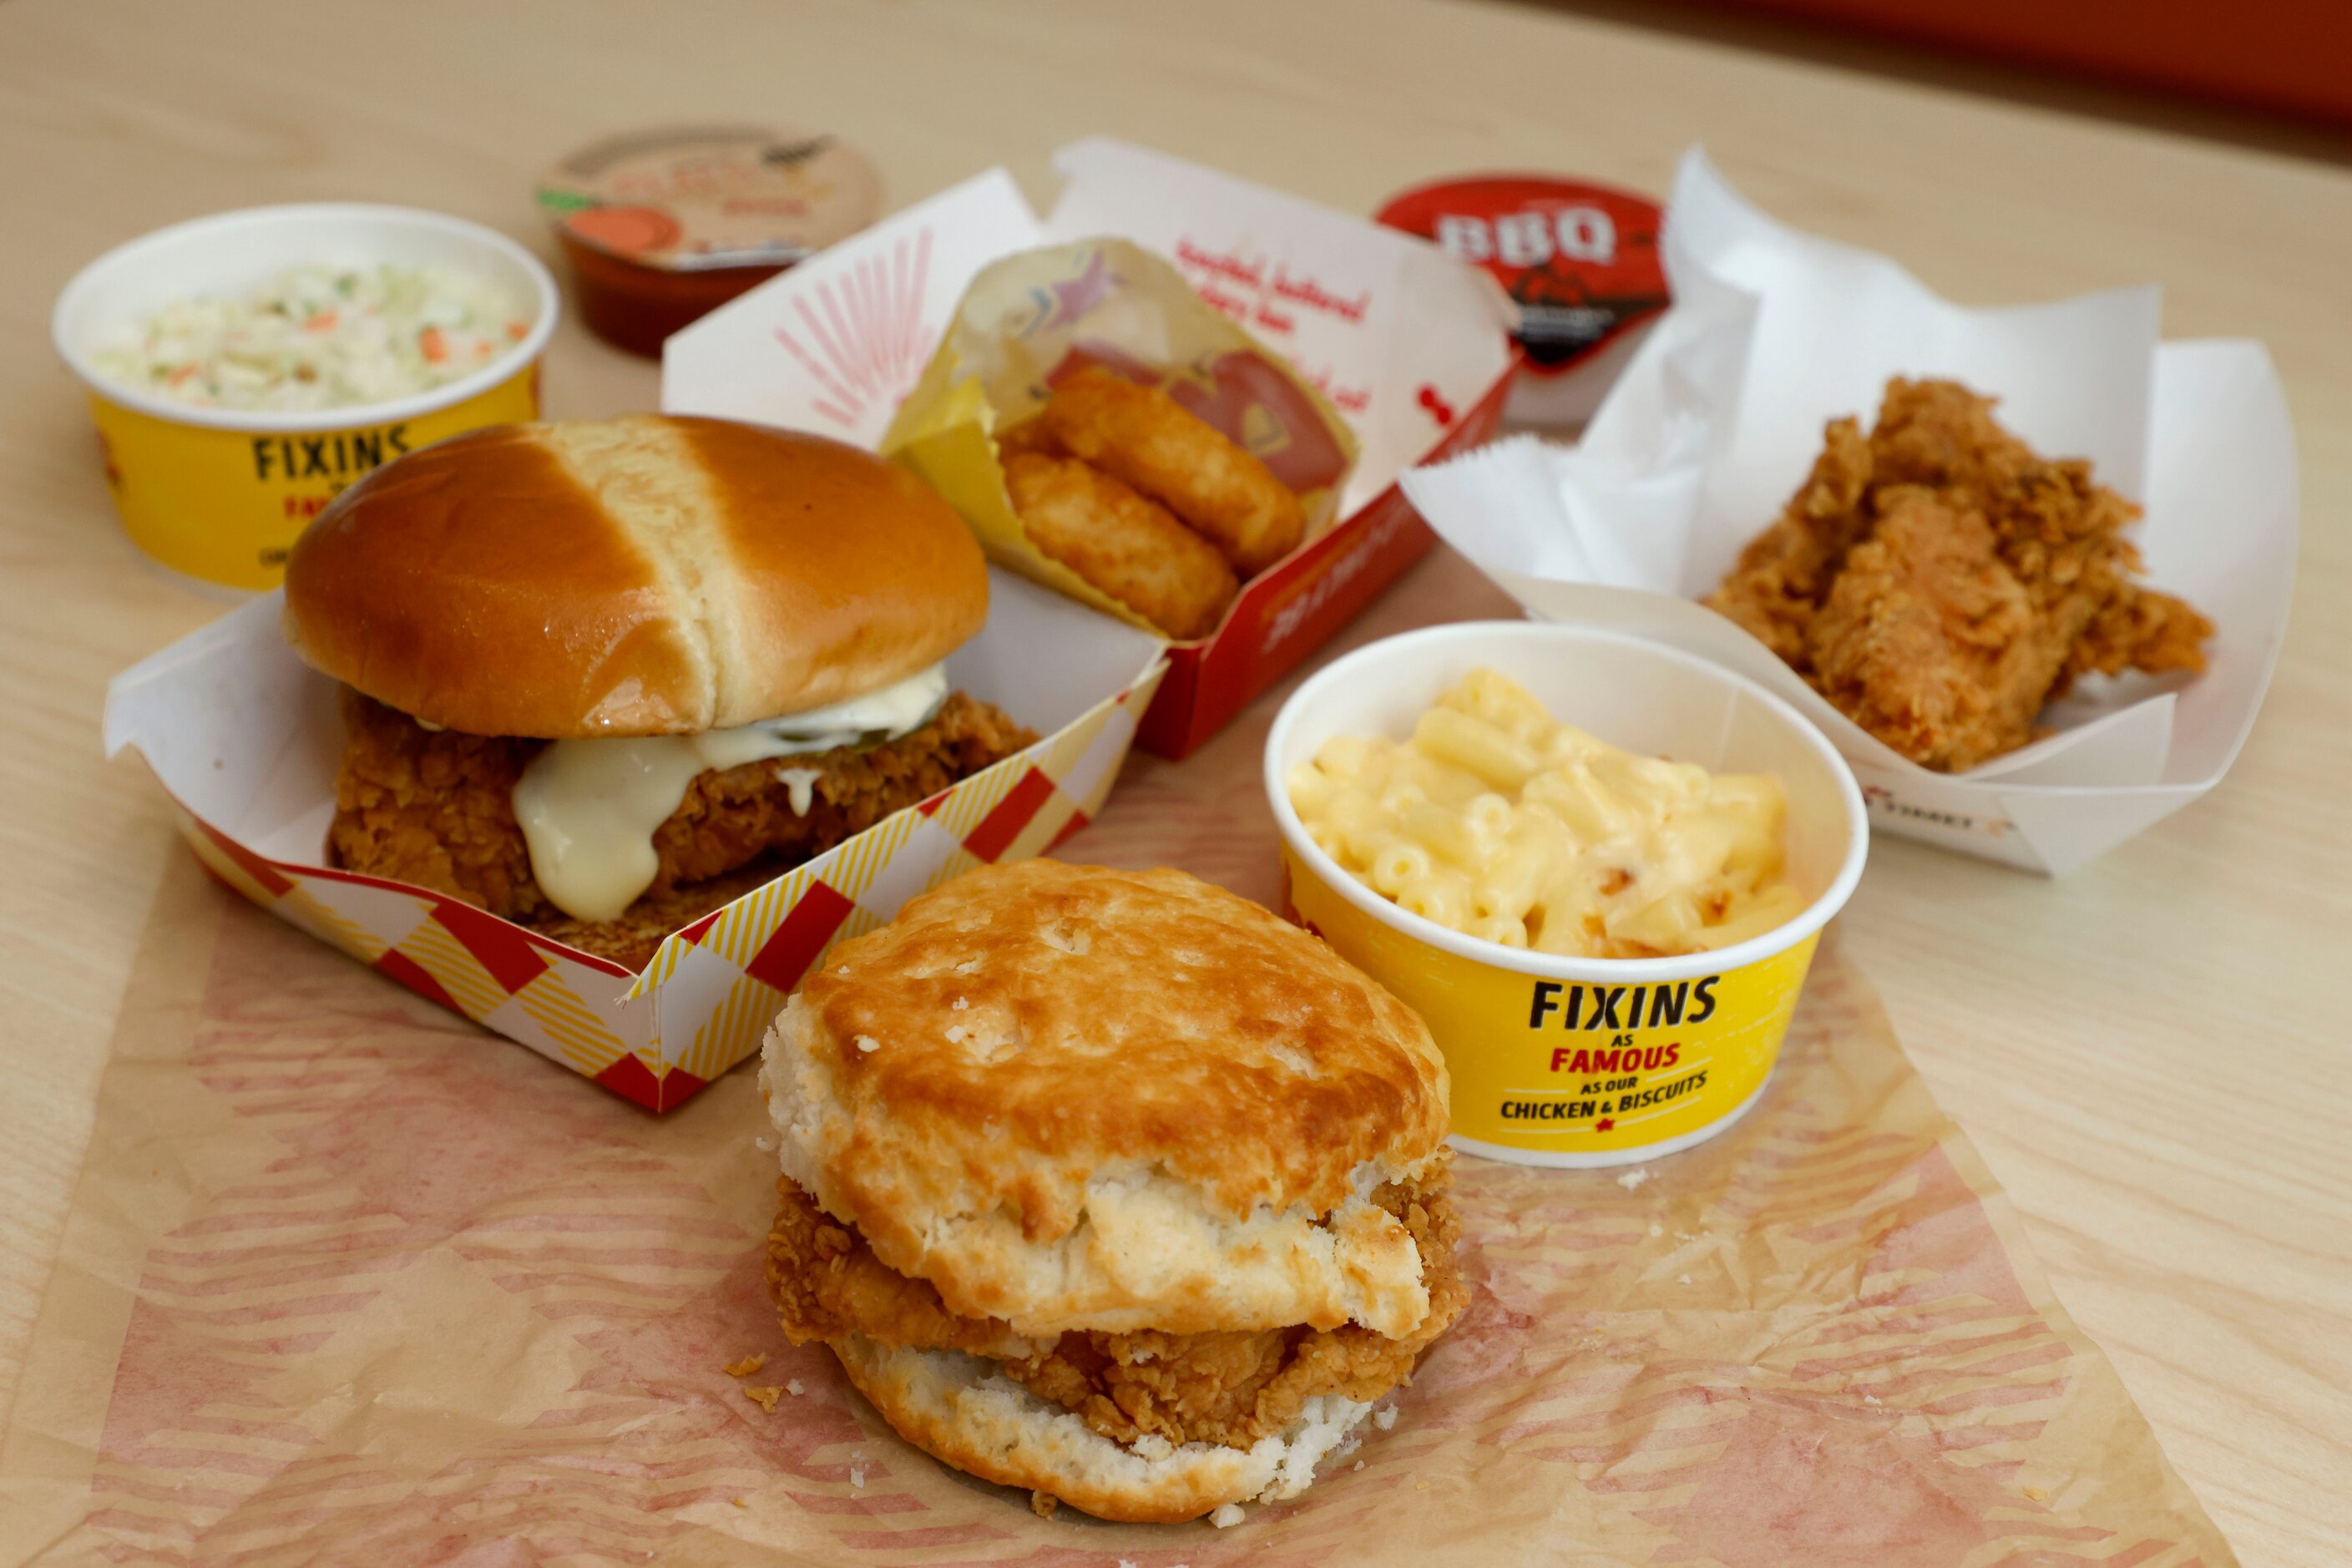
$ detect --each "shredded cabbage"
[93,263,531,412]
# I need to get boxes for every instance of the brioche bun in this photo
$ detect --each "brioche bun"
[282,415,988,738]
[758,861,1453,1343]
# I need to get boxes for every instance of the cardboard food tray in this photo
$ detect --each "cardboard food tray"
[1400,150,2298,873]
[663,138,1517,760]
[101,570,1166,1110]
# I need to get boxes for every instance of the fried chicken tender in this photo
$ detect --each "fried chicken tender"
[1707,377,2213,771]
[1706,414,1875,670]
[1041,367,1305,574]
[1806,490,2041,772]
[1004,451,1238,640]
[991,416,1057,461]
[766,1169,1466,1452]
[2067,587,2213,685]
[328,690,1035,965]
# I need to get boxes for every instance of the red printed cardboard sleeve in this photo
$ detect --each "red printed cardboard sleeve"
[662,139,1517,759]
[103,571,1166,1112]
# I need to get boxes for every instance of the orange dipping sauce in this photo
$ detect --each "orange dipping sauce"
[538,127,880,357]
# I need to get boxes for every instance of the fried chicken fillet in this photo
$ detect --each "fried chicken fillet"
[328,690,1034,966]
[766,1170,1467,1451]
[1707,378,2213,771]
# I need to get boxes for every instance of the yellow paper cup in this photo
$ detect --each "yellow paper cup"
[53,205,559,593]
[1267,623,1869,1166]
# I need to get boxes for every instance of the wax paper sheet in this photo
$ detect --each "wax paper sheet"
[0,857,2231,1565]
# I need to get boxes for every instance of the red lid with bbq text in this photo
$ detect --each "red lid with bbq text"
[1375,175,1667,377]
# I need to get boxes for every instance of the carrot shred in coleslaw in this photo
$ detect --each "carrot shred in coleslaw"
[93,263,531,412]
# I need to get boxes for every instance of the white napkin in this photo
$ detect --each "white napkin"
[1401,150,2296,872]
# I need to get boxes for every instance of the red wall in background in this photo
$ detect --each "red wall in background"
[1709,0,2352,127]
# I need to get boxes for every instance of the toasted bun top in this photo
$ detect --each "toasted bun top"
[759,861,1452,1338]
[282,415,989,737]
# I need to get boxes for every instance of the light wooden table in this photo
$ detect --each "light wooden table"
[3,1,2346,1560]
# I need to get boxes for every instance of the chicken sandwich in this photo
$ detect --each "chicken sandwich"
[760,860,1466,1522]
[283,414,1033,966]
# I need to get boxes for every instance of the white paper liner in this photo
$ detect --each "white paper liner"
[1400,150,2296,873]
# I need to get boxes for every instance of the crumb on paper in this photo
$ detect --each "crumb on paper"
[1647,1222,1664,1237]
[1415,1480,1429,1491]
[787,1378,805,1396]
[855,1034,881,1053]
[849,1463,867,1489]
[1210,1503,1246,1528]
[1352,1459,1365,1471]
[1677,1273,1692,1285]
[2024,1485,2048,1501]
[724,1353,766,1378]
[1864,1391,1883,1406]
[1030,1490,1060,1519]
[1616,1168,1650,1191]
[743,1385,782,1412]
[730,1496,747,1509]
[1373,1406,1398,1430]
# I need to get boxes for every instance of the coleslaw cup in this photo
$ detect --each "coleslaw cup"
[1267,623,1869,1166]
[53,205,559,592]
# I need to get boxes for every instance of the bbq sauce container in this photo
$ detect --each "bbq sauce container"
[1376,175,1666,426]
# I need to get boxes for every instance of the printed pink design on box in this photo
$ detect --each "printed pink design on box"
[663,138,1517,760]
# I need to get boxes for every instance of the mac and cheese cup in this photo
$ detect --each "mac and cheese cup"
[53,205,558,592]
[1267,624,1868,1166]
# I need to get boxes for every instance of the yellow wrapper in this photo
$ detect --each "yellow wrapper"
[881,238,1361,637]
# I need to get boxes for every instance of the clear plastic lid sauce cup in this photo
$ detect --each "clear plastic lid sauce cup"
[1267,623,1869,1166]
[537,126,880,357]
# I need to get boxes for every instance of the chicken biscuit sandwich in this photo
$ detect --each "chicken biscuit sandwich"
[284,415,1034,966]
[761,860,1466,1523]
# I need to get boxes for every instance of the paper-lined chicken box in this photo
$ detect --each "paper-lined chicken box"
[663,139,1517,759]
[104,574,1165,1111]
[1401,151,2296,873]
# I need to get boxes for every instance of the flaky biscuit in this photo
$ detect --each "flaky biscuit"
[758,861,1451,1340]
[833,1334,1375,1524]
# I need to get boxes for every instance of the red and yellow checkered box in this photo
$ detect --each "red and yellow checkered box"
[109,573,1165,1111]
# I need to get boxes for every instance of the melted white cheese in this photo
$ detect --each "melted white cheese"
[773,766,822,815]
[513,666,947,923]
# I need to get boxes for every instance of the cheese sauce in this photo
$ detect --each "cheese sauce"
[513,666,948,923]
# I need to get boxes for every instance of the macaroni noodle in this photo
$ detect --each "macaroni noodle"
[1287,669,1804,959]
